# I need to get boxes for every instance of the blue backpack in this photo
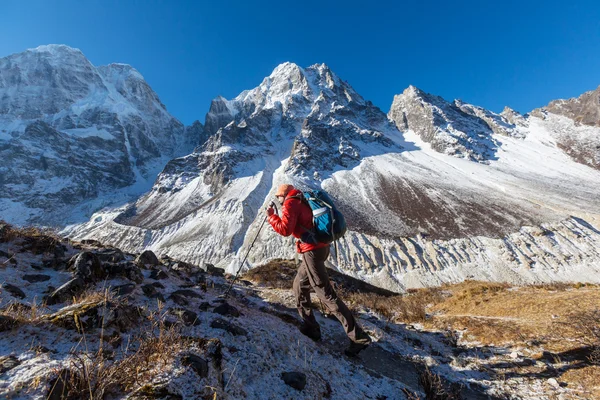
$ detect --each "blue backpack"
[295,190,347,244]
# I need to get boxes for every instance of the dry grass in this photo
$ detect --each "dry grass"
[560,366,600,399]
[424,281,600,350]
[49,302,204,399]
[344,287,445,323]
[0,298,49,325]
[0,220,65,255]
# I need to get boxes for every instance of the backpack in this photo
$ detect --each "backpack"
[294,190,347,244]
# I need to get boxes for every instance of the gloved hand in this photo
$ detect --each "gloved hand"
[266,206,275,217]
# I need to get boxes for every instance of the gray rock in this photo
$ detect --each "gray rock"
[170,308,200,326]
[95,248,126,263]
[150,269,169,280]
[136,250,160,266]
[210,318,247,336]
[170,293,189,306]
[46,277,85,305]
[112,283,136,296]
[281,371,307,391]
[22,274,51,283]
[213,303,240,318]
[204,263,225,276]
[181,354,209,378]
[1,283,26,299]
[142,284,165,302]
[71,252,104,282]
[171,289,202,299]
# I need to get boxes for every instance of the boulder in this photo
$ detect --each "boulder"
[281,371,307,391]
[136,250,160,266]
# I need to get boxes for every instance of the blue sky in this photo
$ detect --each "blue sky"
[1,0,599,125]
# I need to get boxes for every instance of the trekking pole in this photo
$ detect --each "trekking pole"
[223,201,276,298]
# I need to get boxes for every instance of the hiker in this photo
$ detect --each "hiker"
[266,184,372,356]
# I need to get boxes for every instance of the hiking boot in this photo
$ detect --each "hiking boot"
[344,334,372,357]
[299,323,322,342]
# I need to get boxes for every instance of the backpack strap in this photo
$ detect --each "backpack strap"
[285,193,316,243]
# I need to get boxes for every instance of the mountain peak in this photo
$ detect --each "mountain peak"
[29,44,84,55]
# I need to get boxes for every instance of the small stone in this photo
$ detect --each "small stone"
[150,269,169,280]
[70,252,104,282]
[170,308,200,326]
[213,303,240,317]
[170,293,189,306]
[509,351,520,359]
[136,250,160,266]
[210,318,247,336]
[547,378,560,389]
[199,302,211,311]
[152,282,166,289]
[205,263,225,277]
[46,277,85,305]
[112,283,136,296]
[1,283,26,299]
[95,248,125,263]
[172,289,202,299]
[0,355,20,374]
[181,354,209,377]
[22,274,51,283]
[281,371,307,391]
[142,284,165,302]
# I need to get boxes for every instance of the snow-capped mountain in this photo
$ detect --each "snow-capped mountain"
[530,86,600,170]
[65,61,600,292]
[0,45,199,226]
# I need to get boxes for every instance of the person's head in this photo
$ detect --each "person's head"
[275,184,294,204]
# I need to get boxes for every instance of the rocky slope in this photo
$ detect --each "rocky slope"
[0,45,199,226]
[2,224,595,399]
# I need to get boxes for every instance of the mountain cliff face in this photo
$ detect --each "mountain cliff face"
[64,62,600,292]
[530,87,600,170]
[0,45,199,225]
[1,44,599,292]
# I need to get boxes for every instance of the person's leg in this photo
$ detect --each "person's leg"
[293,257,320,339]
[303,247,369,345]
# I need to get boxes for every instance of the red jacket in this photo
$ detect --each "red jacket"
[268,188,330,253]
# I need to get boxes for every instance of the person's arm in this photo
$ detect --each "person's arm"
[268,199,298,236]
